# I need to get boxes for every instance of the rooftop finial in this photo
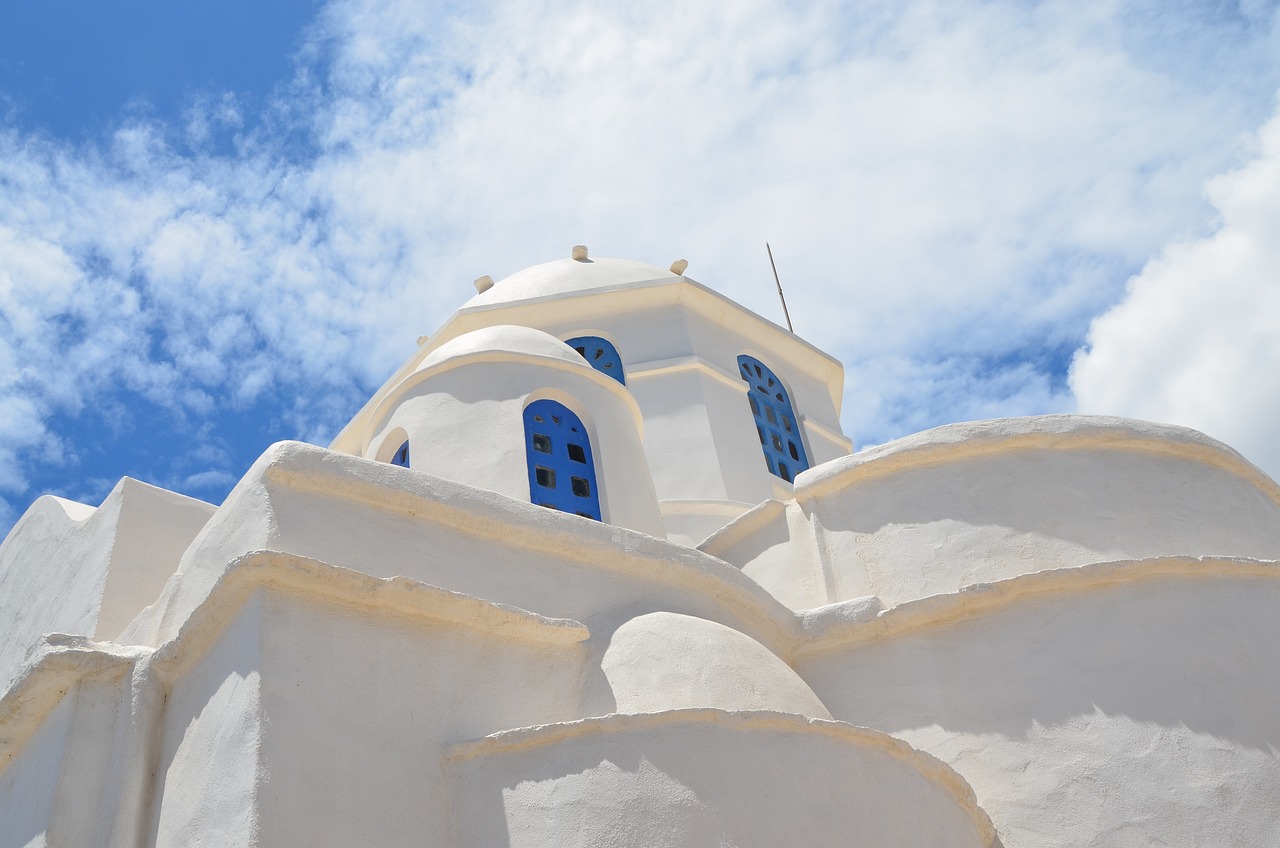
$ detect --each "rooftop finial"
[670,259,688,275]
[572,245,589,261]
[473,275,494,294]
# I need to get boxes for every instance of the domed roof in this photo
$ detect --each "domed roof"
[462,255,678,310]
[598,612,832,718]
[415,325,588,374]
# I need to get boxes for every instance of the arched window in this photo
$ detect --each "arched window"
[565,336,625,385]
[523,399,602,520]
[738,354,809,483]
[390,440,411,468]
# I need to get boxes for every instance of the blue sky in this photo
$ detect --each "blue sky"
[0,1,320,139]
[3,0,1280,538]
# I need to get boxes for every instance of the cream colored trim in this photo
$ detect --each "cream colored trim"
[446,708,998,847]
[625,354,746,393]
[795,556,1280,659]
[332,274,848,453]
[799,414,853,454]
[262,443,802,654]
[658,499,756,520]
[697,499,789,557]
[0,636,150,769]
[150,550,590,682]
[360,347,644,457]
[795,415,1280,508]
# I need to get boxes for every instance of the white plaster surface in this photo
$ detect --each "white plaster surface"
[710,415,1280,609]
[331,256,851,532]
[798,569,1280,847]
[0,479,213,690]
[365,325,664,535]
[596,612,830,718]
[449,711,994,848]
[124,441,800,657]
[149,593,264,848]
[252,589,588,847]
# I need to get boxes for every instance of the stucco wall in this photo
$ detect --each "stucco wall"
[368,355,663,536]
[127,442,798,658]
[149,594,264,848]
[253,588,588,847]
[0,479,213,690]
[449,712,994,848]
[796,566,1280,847]
[707,416,1280,610]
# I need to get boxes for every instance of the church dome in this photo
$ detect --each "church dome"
[462,255,678,310]
[414,324,590,375]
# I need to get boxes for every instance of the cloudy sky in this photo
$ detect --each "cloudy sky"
[2,0,1279,536]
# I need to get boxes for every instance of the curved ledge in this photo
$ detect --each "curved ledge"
[363,343,645,456]
[0,636,150,768]
[256,442,802,653]
[697,498,788,558]
[151,549,590,681]
[796,556,1280,658]
[794,415,1280,507]
[446,708,997,846]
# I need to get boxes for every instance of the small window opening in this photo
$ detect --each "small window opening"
[391,440,411,468]
[738,354,810,482]
[564,336,626,385]
[524,399,603,521]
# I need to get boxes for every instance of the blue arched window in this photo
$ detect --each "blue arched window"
[738,354,809,483]
[565,336,625,385]
[523,399,602,520]
[390,440,411,468]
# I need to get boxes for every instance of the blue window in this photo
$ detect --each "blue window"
[523,399,602,520]
[390,440,410,468]
[565,336,625,385]
[738,355,809,483]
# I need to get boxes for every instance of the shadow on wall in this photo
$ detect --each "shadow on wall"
[818,450,1280,557]
[449,717,991,848]
[799,574,1280,751]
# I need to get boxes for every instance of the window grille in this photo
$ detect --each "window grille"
[737,354,809,482]
[565,336,625,385]
[523,399,602,520]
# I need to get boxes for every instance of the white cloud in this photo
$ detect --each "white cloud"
[2,0,1280,527]
[1071,103,1280,480]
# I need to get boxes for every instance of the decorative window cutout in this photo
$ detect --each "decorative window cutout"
[564,336,626,385]
[737,354,810,483]
[523,399,602,521]
[391,440,411,468]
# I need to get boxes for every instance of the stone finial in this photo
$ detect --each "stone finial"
[572,245,589,261]
[473,275,495,294]
[670,259,689,275]
[416,335,430,346]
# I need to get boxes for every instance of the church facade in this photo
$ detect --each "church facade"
[2,249,1279,846]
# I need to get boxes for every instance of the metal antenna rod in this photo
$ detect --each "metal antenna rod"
[766,242,794,333]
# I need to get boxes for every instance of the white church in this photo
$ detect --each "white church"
[2,248,1279,847]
